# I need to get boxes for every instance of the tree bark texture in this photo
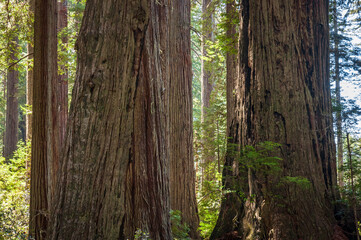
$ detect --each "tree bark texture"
[4,38,19,159]
[226,0,238,135]
[57,0,68,149]
[169,0,200,238]
[49,1,172,239]
[29,0,59,238]
[212,0,338,239]
[26,0,34,141]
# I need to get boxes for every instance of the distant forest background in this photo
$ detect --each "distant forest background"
[1,0,361,239]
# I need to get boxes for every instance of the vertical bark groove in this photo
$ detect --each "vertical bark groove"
[49,1,172,239]
[169,0,199,238]
[212,1,338,239]
[29,0,58,238]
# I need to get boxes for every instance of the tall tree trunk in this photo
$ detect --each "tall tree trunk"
[26,47,33,141]
[226,0,238,136]
[201,0,214,187]
[333,0,344,188]
[209,3,241,237]
[29,0,59,238]
[346,133,360,240]
[57,0,68,148]
[169,0,199,238]
[49,1,172,239]
[212,0,338,239]
[4,38,19,159]
[26,0,34,141]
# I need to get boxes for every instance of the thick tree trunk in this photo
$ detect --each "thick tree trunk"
[57,0,68,148]
[29,0,58,238]
[26,0,34,141]
[169,0,200,238]
[333,0,344,188]
[4,38,19,159]
[212,1,338,239]
[49,1,172,239]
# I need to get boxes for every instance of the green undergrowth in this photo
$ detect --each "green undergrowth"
[0,141,30,240]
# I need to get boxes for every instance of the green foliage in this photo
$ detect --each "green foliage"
[239,141,283,174]
[134,229,150,240]
[170,210,190,239]
[281,176,311,190]
[339,135,361,202]
[197,171,222,239]
[0,141,30,240]
[58,0,86,103]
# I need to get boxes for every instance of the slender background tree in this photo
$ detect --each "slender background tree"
[29,0,58,238]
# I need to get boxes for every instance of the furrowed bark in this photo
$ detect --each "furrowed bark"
[29,0,58,238]
[212,1,338,239]
[169,0,200,238]
[49,1,172,239]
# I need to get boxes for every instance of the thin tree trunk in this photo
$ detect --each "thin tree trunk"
[57,0,68,148]
[209,3,240,237]
[226,0,238,135]
[346,133,360,240]
[49,1,172,239]
[201,0,214,187]
[4,38,19,159]
[333,0,344,188]
[212,0,338,239]
[169,0,200,238]
[201,0,213,120]
[26,46,33,141]
[26,0,34,141]
[29,0,58,238]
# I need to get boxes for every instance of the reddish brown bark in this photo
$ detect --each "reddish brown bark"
[29,0,58,238]
[169,0,200,238]
[212,0,338,239]
[226,0,238,135]
[49,1,172,239]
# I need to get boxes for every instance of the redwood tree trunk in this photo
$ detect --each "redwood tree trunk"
[169,0,199,238]
[212,0,338,239]
[226,0,238,135]
[29,0,58,238]
[4,38,19,159]
[49,1,172,239]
